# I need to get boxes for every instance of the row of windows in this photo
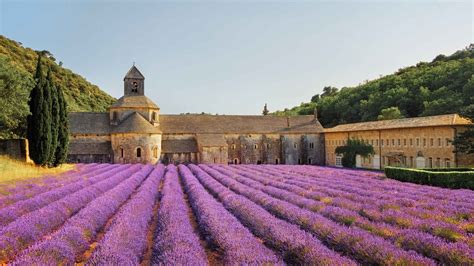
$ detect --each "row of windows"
[332,153,452,168]
[384,156,452,168]
[328,137,451,148]
[230,142,315,150]
[119,146,159,159]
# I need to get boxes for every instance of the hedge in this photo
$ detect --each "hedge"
[384,167,474,190]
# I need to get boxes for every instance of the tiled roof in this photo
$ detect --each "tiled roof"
[110,95,159,109]
[69,113,323,135]
[159,115,324,134]
[69,112,110,134]
[124,65,144,80]
[324,114,471,133]
[161,139,198,153]
[111,112,162,134]
[197,134,227,147]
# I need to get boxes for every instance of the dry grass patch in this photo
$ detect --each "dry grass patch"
[0,155,75,194]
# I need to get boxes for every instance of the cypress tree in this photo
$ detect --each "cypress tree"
[27,55,45,164]
[36,68,53,166]
[48,72,59,165]
[54,84,69,166]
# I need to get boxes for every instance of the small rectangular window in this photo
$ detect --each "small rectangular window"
[446,138,450,146]
[397,139,400,146]
[445,159,451,168]
[410,139,413,146]
[403,139,407,146]
[423,138,426,147]
[430,138,434,147]
[438,138,442,147]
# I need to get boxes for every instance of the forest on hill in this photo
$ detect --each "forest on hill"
[273,45,474,128]
[0,35,116,138]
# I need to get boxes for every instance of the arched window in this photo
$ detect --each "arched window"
[113,111,118,121]
[120,148,124,158]
[153,146,158,158]
[137,147,142,158]
[132,81,139,93]
[275,158,279,164]
[152,112,157,121]
[254,144,258,150]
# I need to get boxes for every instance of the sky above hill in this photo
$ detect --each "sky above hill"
[1,0,472,115]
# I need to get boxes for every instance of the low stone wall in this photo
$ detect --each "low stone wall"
[0,139,30,162]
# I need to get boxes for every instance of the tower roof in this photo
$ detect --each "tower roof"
[124,65,145,80]
[112,112,161,134]
[110,95,159,109]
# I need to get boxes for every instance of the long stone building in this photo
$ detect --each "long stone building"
[68,66,325,165]
[68,66,473,168]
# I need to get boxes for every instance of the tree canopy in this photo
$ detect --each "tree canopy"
[273,45,474,128]
[0,35,115,139]
[335,139,375,168]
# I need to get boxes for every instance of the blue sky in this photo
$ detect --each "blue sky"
[1,0,472,114]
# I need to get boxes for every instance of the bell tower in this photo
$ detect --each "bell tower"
[124,65,145,96]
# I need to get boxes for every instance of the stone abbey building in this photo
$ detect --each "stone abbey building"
[68,66,473,168]
[68,66,325,165]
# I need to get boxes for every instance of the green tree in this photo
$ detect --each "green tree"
[377,107,404,121]
[453,105,474,154]
[0,56,34,138]
[335,139,374,168]
[36,68,53,166]
[48,71,60,164]
[27,55,49,165]
[54,84,69,165]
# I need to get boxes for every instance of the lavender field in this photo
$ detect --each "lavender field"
[0,163,472,265]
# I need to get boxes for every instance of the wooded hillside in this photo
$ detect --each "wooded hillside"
[273,45,474,128]
[0,35,116,138]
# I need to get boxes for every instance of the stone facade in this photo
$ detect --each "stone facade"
[67,66,472,167]
[324,115,472,169]
[0,139,30,162]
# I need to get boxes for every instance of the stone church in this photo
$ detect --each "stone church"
[68,66,325,165]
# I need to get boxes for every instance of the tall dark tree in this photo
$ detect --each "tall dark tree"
[27,55,45,164]
[54,84,69,165]
[48,70,59,164]
[262,103,269,115]
[37,68,53,166]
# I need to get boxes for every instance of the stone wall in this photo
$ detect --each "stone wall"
[200,146,228,164]
[0,139,29,162]
[226,134,282,164]
[325,126,459,169]
[111,133,161,164]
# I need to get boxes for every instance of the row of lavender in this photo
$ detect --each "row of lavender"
[210,165,473,265]
[1,162,472,264]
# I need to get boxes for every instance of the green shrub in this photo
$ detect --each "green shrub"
[384,167,474,190]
